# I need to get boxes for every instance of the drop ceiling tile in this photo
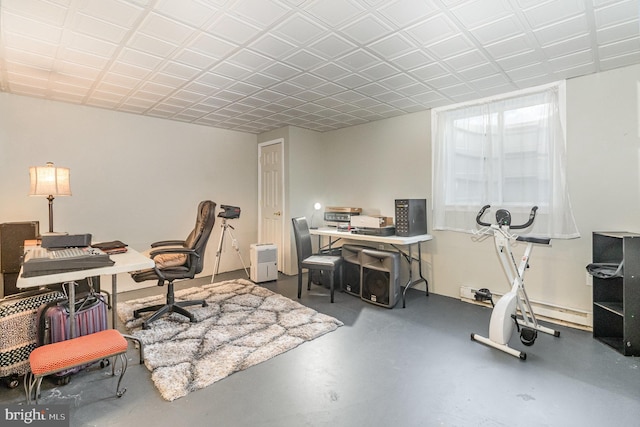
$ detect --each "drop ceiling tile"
[378,73,417,90]
[359,62,398,80]
[457,62,500,80]
[339,13,392,45]
[599,36,640,59]
[283,50,326,70]
[548,49,594,72]
[405,13,458,46]
[451,0,513,28]
[173,49,219,69]
[334,73,371,88]
[521,0,586,29]
[2,12,64,42]
[378,0,439,28]
[1,0,68,26]
[599,50,640,70]
[597,20,640,45]
[154,0,219,28]
[409,62,449,80]
[206,14,261,45]
[231,0,290,28]
[67,32,118,57]
[468,72,513,90]
[443,50,489,71]
[368,32,416,58]
[139,12,195,45]
[308,33,357,58]
[335,48,379,70]
[468,15,523,45]
[243,72,281,87]
[73,13,130,43]
[260,62,300,79]
[484,34,533,59]
[594,0,640,28]
[314,81,345,96]
[78,0,144,28]
[533,15,589,47]
[209,61,253,79]
[425,33,475,59]
[305,0,364,28]
[3,47,55,69]
[390,49,434,71]
[495,50,545,71]
[289,73,326,88]
[160,61,202,79]
[127,33,178,57]
[541,34,592,59]
[188,32,238,58]
[310,62,351,80]
[272,13,327,45]
[3,32,58,57]
[118,47,164,69]
[270,81,305,95]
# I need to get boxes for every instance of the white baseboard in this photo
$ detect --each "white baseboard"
[460,286,593,331]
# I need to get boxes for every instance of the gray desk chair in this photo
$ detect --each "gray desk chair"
[130,200,216,329]
[292,217,342,303]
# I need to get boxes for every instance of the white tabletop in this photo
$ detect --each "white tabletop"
[17,248,155,289]
[309,227,432,245]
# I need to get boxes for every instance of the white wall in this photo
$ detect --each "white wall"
[0,93,258,288]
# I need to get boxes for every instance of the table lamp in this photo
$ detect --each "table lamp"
[310,202,322,229]
[29,162,71,234]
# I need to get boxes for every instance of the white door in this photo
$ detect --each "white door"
[258,139,284,271]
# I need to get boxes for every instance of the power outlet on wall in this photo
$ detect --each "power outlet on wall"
[586,272,593,286]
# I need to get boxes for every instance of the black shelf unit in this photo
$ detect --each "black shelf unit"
[591,232,640,356]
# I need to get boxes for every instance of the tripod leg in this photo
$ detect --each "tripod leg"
[210,221,227,283]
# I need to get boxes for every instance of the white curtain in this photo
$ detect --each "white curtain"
[432,83,579,239]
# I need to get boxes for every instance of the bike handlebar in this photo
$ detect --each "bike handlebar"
[476,205,539,229]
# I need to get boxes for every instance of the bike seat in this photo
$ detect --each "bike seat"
[516,235,551,245]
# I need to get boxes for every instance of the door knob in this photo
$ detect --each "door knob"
[274,211,281,216]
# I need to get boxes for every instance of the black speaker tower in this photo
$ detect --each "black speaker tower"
[395,199,427,237]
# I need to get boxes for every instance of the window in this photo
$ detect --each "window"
[432,82,579,239]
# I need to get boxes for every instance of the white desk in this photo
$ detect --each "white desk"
[17,248,154,338]
[309,227,433,307]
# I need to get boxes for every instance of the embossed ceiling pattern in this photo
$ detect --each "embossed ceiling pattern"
[1,0,639,134]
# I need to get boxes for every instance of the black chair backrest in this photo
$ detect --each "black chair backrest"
[187,200,216,274]
[292,217,312,267]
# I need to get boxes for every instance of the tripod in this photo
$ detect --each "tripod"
[211,218,249,283]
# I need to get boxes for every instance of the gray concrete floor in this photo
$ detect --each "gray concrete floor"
[2,270,640,426]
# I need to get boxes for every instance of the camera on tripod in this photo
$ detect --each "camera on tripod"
[218,205,241,219]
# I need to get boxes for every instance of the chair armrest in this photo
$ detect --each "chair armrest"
[149,247,199,259]
[151,240,186,247]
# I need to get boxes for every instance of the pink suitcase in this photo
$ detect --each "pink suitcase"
[36,292,109,381]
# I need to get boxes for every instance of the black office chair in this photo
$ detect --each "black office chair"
[292,217,342,303]
[131,200,216,329]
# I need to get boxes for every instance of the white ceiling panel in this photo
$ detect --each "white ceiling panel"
[1,0,639,134]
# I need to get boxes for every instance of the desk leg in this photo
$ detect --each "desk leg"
[111,274,144,363]
[69,282,76,338]
[399,242,429,308]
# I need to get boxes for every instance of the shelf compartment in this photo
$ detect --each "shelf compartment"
[593,301,623,316]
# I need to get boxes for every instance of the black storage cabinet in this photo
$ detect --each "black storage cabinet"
[591,232,640,356]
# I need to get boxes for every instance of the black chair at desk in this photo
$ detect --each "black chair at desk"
[292,217,342,303]
[131,200,216,329]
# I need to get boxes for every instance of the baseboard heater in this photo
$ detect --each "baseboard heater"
[459,286,592,331]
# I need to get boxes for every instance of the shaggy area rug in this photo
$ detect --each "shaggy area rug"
[117,279,343,401]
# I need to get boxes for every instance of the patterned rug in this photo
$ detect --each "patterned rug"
[117,279,343,401]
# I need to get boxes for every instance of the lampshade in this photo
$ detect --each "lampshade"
[29,162,71,197]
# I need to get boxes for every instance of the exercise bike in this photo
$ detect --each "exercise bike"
[470,205,560,360]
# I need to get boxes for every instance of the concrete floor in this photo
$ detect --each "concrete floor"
[1,270,639,427]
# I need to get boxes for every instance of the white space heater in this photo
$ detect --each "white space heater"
[250,243,278,283]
